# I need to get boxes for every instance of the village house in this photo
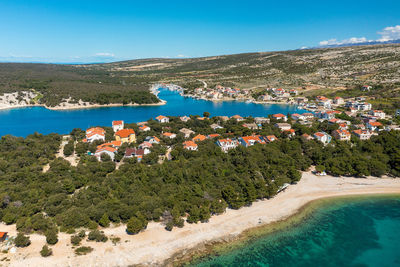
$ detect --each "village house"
[115,128,136,143]
[162,132,176,139]
[274,123,292,131]
[352,129,372,140]
[156,115,169,123]
[192,134,206,142]
[254,117,270,124]
[95,146,117,161]
[183,141,198,151]
[289,89,298,95]
[316,96,332,109]
[144,136,160,144]
[97,140,122,150]
[85,127,106,143]
[284,129,296,137]
[231,115,244,121]
[295,97,308,104]
[179,128,195,138]
[301,133,314,140]
[207,133,220,139]
[315,110,340,120]
[112,120,124,132]
[180,115,191,122]
[139,125,150,132]
[272,113,288,121]
[242,123,258,130]
[332,129,351,141]
[385,125,400,131]
[0,232,8,242]
[333,97,344,105]
[291,113,305,121]
[138,141,152,150]
[238,136,265,147]
[124,147,150,161]
[366,121,382,131]
[302,113,315,120]
[369,110,385,119]
[362,85,372,91]
[264,135,278,142]
[258,94,273,101]
[313,132,332,145]
[210,123,223,130]
[218,116,230,122]
[137,121,148,126]
[216,138,238,152]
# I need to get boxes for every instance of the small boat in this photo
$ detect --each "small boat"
[245,100,253,104]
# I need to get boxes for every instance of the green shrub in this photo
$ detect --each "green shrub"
[74,246,93,256]
[14,233,31,247]
[87,230,108,242]
[40,245,52,257]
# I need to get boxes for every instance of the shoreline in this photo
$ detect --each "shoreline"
[3,172,400,267]
[0,100,167,111]
[173,193,400,266]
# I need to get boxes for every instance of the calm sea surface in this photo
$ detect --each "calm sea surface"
[0,89,307,137]
[190,196,400,267]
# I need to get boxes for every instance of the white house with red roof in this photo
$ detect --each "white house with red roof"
[352,129,372,140]
[216,138,238,152]
[332,129,351,141]
[264,135,278,143]
[333,97,344,105]
[366,121,382,131]
[313,132,332,145]
[162,132,176,139]
[291,113,305,121]
[238,136,265,147]
[272,113,288,121]
[156,115,169,123]
[369,110,385,119]
[139,125,150,132]
[112,120,124,132]
[95,146,117,161]
[85,127,106,143]
[183,141,198,151]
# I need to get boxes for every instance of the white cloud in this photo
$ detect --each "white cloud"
[319,37,368,46]
[94,52,115,57]
[377,25,400,42]
[176,54,186,58]
[317,25,400,47]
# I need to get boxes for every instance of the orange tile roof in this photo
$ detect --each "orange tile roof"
[97,140,122,149]
[208,134,220,138]
[314,132,325,137]
[369,121,382,127]
[115,128,135,138]
[139,125,150,130]
[0,232,7,238]
[183,141,198,148]
[156,115,168,120]
[192,134,206,142]
[96,146,117,153]
[112,120,123,126]
[273,113,286,117]
[162,132,175,137]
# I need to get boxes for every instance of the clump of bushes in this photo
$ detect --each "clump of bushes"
[74,246,93,256]
[40,245,52,257]
[87,230,108,242]
[14,233,31,247]
[70,230,86,246]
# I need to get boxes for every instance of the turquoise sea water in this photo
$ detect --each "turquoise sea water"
[0,89,306,137]
[190,196,400,267]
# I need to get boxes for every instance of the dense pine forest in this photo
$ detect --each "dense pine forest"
[0,116,399,241]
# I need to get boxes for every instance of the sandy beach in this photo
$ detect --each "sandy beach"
[2,172,400,267]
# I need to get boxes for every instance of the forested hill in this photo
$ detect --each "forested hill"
[0,43,399,106]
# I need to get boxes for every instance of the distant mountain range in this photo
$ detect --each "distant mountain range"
[314,39,400,49]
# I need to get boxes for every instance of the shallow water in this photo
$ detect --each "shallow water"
[190,196,400,267]
[0,89,306,137]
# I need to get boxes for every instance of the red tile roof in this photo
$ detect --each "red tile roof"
[112,120,123,126]
[115,128,135,138]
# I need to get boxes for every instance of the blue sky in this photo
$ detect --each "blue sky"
[0,0,399,63]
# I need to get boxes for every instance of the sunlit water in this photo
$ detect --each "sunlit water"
[0,89,307,137]
[190,196,400,267]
